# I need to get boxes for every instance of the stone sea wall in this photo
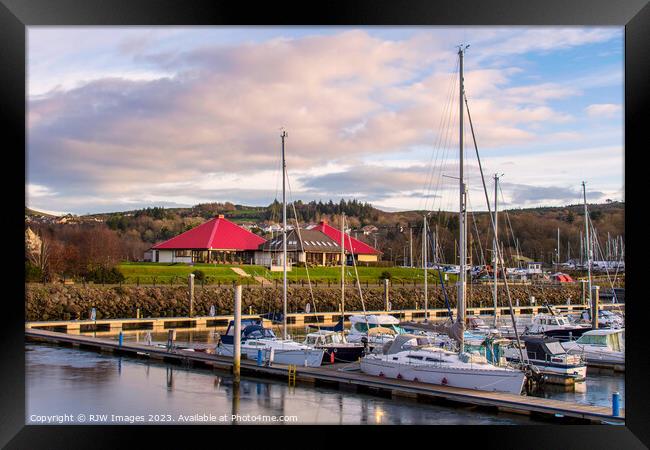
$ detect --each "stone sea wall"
[26,283,587,322]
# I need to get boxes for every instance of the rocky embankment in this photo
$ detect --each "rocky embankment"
[26,283,590,322]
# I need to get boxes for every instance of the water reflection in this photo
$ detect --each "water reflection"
[166,367,173,391]
[28,336,626,425]
[27,343,534,425]
[528,371,625,408]
[75,325,625,410]
[232,383,240,425]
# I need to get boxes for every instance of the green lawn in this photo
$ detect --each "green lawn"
[118,262,245,284]
[118,262,457,285]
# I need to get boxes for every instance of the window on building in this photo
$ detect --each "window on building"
[174,250,191,257]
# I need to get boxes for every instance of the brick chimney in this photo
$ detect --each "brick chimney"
[218,214,225,219]
[320,219,328,225]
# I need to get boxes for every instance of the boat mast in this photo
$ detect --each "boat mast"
[409,226,413,268]
[582,181,592,307]
[493,173,499,327]
[580,230,583,266]
[557,227,560,268]
[458,45,468,351]
[423,214,428,321]
[281,129,288,339]
[340,212,345,320]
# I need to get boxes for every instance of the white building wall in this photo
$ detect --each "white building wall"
[157,250,174,263]
[174,256,193,263]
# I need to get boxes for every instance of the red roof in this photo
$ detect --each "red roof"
[312,221,381,255]
[152,216,266,251]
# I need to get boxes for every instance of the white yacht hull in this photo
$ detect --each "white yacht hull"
[217,342,324,367]
[562,344,625,369]
[360,357,525,395]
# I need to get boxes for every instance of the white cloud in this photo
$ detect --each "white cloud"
[26,27,624,214]
[585,103,622,117]
[26,183,57,198]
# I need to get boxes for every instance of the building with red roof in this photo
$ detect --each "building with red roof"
[311,220,381,262]
[253,220,381,267]
[150,215,266,264]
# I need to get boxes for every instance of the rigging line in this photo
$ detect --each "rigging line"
[464,91,527,364]
[492,182,515,271]
[426,79,459,219]
[498,182,521,267]
[423,64,459,212]
[285,170,320,328]
[428,83,459,213]
[420,61,459,212]
[420,68,456,207]
[427,224,453,321]
[266,160,282,243]
[346,228,370,335]
[425,104,457,230]
[466,194,485,267]
[588,218,623,311]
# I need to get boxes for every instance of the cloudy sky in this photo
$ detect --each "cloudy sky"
[26,26,624,215]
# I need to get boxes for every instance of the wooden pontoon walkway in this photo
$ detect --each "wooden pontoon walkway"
[25,328,624,425]
[25,303,612,333]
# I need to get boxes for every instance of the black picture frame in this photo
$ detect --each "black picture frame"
[2,0,648,447]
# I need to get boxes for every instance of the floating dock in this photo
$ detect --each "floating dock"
[25,328,624,425]
[25,303,608,333]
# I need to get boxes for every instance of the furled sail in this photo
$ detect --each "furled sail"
[399,320,466,344]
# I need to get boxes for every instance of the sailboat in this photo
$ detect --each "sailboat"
[216,130,324,367]
[360,46,527,395]
[302,213,366,363]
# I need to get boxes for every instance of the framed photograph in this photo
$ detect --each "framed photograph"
[3,0,648,447]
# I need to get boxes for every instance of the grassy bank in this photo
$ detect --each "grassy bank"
[117,262,458,285]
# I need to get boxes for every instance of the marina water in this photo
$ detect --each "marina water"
[26,327,624,425]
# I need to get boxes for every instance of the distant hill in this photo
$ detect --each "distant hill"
[25,207,59,218]
[26,199,624,266]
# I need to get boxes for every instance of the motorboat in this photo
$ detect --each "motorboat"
[504,336,587,384]
[216,319,324,367]
[302,329,365,364]
[561,328,625,370]
[360,334,526,395]
[347,314,405,349]
[523,313,591,341]
[575,309,624,329]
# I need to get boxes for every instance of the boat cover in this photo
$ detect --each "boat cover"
[384,334,428,354]
[399,320,465,344]
[308,318,343,332]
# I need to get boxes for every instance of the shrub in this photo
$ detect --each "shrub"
[83,266,125,284]
[358,261,394,267]
[379,270,392,280]
[192,269,206,281]
[25,262,43,282]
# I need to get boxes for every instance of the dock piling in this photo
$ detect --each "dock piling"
[383,279,390,311]
[189,273,195,318]
[233,284,242,384]
[167,329,176,351]
[591,285,600,330]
